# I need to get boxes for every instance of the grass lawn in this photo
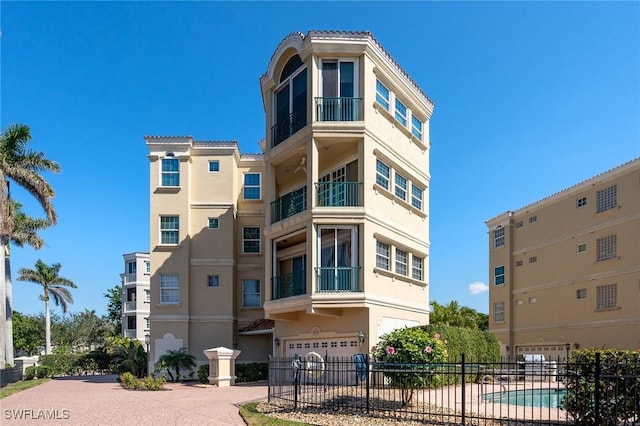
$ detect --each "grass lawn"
[0,378,50,399]
[240,402,311,426]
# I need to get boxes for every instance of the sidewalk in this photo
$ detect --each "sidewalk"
[1,375,268,425]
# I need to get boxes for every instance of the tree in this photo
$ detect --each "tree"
[1,123,59,366]
[156,348,196,382]
[430,300,488,331]
[17,260,76,354]
[112,339,147,378]
[12,311,44,356]
[103,285,122,337]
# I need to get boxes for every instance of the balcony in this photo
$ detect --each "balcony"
[271,108,307,148]
[271,187,307,224]
[315,267,362,292]
[316,182,363,207]
[124,301,136,312]
[124,329,136,338]
[315,97,362,122]
[272,271,307,300]
[123,273,137,284]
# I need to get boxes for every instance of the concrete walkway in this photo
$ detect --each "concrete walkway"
[1,375,268,425]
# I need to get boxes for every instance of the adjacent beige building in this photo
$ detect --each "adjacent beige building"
[120,252,150,343]
[486,158,640,360]
[146,31,434,369]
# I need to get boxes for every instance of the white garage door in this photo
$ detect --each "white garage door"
[285,336,360,359]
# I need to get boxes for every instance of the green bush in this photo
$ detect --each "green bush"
[563,349,640,425]
[119,372,166,391]
[236,363,268,383]
[119,372,140,390]
[197,365,209,384]
[39,351,118,377]
[418,324,500,362]
[36,365,51,378]
[141,375,166,390]
[24,366,37,380]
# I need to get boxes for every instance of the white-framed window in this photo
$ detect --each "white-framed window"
[159,274,179,304]
[243,173,261,200]
[411,115,423,140]
[243,227,261,253]
[493,302,505,322]
[145,261,151,274]
[376,240,390,270]
[494,227,505,248]
[207,275,219,287]
[319,58,358,120]
[395,99,407,126]
[376,159,390,190]
[145,317,150,330]
[494,266,505,285]
[127,261,136,274]
[596,185,616,213]
[596,235,616,261]
[394,173,407,201]
[577,197,587,208]
[411,256,423,280]
[144,289,150,303]
[376,79,390,110]
[529,256,537,263]
[395,249,408,276]
[242,279,261,307]
[208,160,220,172]
[160,216,179,245]
[576,288,587,299]
[411,184,423,210]
[208,218,219,229]
[161,157,179,187]
[273,54,307,146]
[596,284,616,309]
[577,242,587,253]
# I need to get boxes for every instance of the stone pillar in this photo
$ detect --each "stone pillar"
[203,347,241,387]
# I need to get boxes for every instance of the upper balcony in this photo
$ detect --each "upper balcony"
[124,301,137,312]
[272,271,307,300]
[271,108,307,148]
[271,187,307,224]
[315,97,362,122]
[316,182,363,207]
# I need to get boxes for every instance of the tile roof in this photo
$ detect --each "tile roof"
[238,319,275,333]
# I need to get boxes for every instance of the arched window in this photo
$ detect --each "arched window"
[280,55,303,83]
[272,55,307,147]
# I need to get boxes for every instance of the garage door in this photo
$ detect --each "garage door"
[285,336,360,359]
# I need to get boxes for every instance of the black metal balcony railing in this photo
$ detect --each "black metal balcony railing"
[315,267,361,293]
[316,182,363,207]
[272,271,307,300]
[315,97,362,121]
[271,108,307,148]
[271,188,307,224]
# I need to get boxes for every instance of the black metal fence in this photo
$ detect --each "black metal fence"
[268,353,640,425]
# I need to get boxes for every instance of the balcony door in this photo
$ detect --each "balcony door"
[274,55,307,146]
[319,59,358,121]
[318,226,358,292]
[318,161,357,207]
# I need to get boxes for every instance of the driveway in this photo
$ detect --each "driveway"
[1,375,268,425]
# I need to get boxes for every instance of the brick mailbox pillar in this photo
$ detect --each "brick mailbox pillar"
[203,347,241,387]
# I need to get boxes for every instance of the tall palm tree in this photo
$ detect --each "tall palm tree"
[1,123,59,365]
[17,260,76,354]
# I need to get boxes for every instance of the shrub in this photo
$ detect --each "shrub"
[141,375,166,390]
[236,363,268,383]
[563,349,640,425]
[418,324,500,362]
[119,372,166,391]
[119,372,140,390]
[36,365,51,378]
[197,365,209,384]
[24,366,37,380]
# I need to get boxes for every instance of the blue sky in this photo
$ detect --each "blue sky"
[2,1,639,317]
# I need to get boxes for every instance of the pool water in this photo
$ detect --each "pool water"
[484,388,566,408]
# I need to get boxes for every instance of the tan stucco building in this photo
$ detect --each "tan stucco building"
[486,158,640,360]
[146,31,434,369]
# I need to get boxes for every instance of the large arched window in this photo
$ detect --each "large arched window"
[272,54,307,147]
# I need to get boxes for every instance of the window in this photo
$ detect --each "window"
[127,261,136,274]
[494,227,505,248]
[515,221,523,228]
[411,115,423,140]
[515,260,523,267]
[529,256,537,263]
[577,197,587,208]
[208,218,219,229]
[376,241,390,270]
[243,173,261,200]
[493,302,505,322]
[577,243,587,253]
[273,55,307,146]
[596,284,616,309]
[243,227,261,253]
[596,235,616,261]
[395,173,407,201]
[412,256,423,280]
[145,261,151,274]
[207,275,219,287]
[319,59,357,121]
[208,160,220,172]
[576,288,587,299]
[159,274,179,304]
[596,185,617,213]
[160,216,179,244]
[144,290,150,303]
[529,215,537,223]
[411,185,423,210]
[395,99,407,126]
[145,317,150,330]
[161,157,179,187]
[242,279,261,307]
[494,266,505,285]
[376,159,390,190]
[529,297,537,304]
[376,79,390,110]
[395,249,408,276]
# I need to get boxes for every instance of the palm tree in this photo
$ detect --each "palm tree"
[17,260,76,354]
[1,123,59,365]
[113,339,148,378]
[157,348,196,382]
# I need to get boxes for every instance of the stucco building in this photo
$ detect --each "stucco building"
[486,158,640,360]
[120,252,150,343]
[146,31,433,369]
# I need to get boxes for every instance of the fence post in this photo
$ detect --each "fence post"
[293,355,300,411]
[365,353,370,414]
[461,353,466,426]
[267,355,271,403]
[594,351,601,425]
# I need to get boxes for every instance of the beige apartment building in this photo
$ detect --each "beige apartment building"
[486,158,640,360]
[146,31,434,370]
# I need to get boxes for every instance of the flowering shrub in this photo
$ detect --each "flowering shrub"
[373,327,448,405]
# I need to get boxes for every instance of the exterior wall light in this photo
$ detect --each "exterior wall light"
[358,331,365,344]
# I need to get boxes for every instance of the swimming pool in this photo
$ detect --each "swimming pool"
[484,388,566,408]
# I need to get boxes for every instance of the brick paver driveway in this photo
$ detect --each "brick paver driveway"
[1,375,267,425]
